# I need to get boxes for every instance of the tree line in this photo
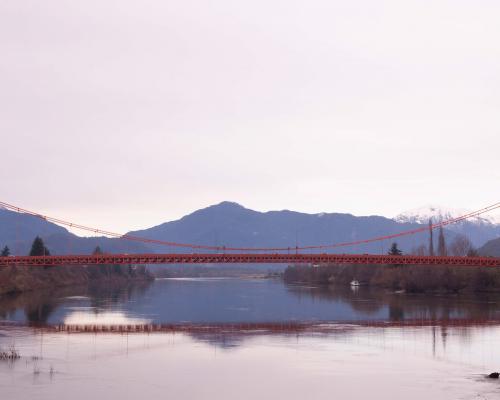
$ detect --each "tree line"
[372,219,479,257]
[0,236,51,257]
[410,219,479,257]
[0,236,149,279]
[371,218,478,258]
[0,237,112,258]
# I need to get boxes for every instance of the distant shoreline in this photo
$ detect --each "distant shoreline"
[0,265,153,296]
[284,263,500,294]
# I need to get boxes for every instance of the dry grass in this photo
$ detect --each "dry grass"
[0,345,20,361]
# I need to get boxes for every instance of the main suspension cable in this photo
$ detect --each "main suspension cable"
[1,200,499,252]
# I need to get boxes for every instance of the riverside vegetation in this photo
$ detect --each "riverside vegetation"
[0,345,20,361]
[284,263,500,293]
[0,238,152,296]
[284,240,498,294]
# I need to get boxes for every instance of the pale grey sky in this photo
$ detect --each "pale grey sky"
[1,0,499,233]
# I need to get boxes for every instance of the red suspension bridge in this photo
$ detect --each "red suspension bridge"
[2,253,500,267]
[1,200,500,267]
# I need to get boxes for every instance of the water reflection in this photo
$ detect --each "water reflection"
[285,283,500,322]
[2,279,500,399]
[1,322,500,400]
[0,281,153,325]
[64,311,151,325]
[2,279,500,329]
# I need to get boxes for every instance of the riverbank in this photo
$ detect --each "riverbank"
[284,264,500,293]
[0,264,153,296]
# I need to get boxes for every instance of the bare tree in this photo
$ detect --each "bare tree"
[449,234,473,257]
[467,248,479,257]
[437,226,447,256]
[411,244,427,256]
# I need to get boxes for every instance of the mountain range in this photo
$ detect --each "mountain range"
[1,202,499,257]
[394,205,500,248]
[0,207,150,256]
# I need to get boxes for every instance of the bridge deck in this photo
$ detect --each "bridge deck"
[1,253,499,267]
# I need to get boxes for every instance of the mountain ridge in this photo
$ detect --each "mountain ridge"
[2,202,500,256]
[127,202,451,254]
[394,204,500,225]
[394,204,500,248]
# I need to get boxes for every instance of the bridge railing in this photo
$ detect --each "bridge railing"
[1,253,499,267]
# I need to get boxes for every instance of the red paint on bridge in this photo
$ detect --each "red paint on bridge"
[1,253,500,267]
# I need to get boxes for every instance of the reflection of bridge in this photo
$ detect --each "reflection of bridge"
[1,253,500,267]
[3,320,500,335]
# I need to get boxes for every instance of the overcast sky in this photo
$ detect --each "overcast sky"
[1,0,499,233]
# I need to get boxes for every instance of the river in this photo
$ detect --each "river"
[1,277,500,399]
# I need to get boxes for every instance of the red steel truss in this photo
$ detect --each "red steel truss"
[1,253,499,267]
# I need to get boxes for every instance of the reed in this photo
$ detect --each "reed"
[0,345,20,360]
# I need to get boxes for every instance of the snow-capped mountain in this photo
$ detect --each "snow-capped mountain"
[394,205,500,226]
[394,205,500,247]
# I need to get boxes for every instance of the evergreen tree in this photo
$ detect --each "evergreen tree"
[437,226,447,256]
[428,218,434,256]
[1,246,10,257]
[29,236,50,256]
[388,242,403,256]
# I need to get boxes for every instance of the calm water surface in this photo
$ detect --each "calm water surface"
[1,278,500,399]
